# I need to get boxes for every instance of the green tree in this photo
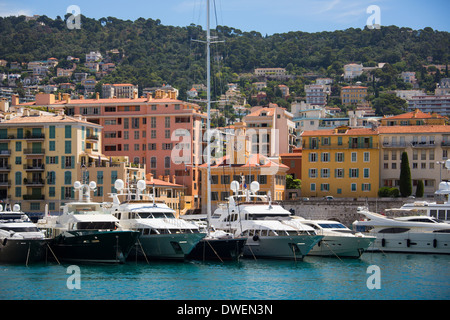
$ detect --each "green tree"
[286,175,301,189]
[415,180,424,198]
[399,152,412,197]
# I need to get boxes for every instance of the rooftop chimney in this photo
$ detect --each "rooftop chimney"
[96,92,100,100]
[11,94,19,106]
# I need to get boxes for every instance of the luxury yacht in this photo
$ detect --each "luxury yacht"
[0,204,48,264]
[353,206,450,254]
[388,181,450,223]
[291,217,375,258]
[37,181,140,263]
[210,180,323,260]
[106,179,206,260]
[181,215,247,262]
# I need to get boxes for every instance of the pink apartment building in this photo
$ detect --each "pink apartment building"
[12,92,207,208]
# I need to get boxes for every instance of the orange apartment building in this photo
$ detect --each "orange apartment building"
[12,92,207,209]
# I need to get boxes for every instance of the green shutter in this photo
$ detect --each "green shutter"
[61,187,65,200]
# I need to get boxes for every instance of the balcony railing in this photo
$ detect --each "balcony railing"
[0,180,11,186]
[23,194,45,200]
[410,141,436,148]
[0,149,11,156]
[23,164,45,171]
[86,134,99,141]
[23,148,45,155]
[382,142,407,148]
[306,143,378,150]
[0,165,11,170]
[25,133,45,140]
[23,178,45,186]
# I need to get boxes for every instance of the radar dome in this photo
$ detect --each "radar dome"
[137,180,146,191]
[114,179,124,191]
[230,181,239,193]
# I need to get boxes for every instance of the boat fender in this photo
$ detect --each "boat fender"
[252,235,259,241]
[407,239,411,247]
[317,240,321,247]
[2,238,6,246]
[381,238,386,247]
[433,239,437,248]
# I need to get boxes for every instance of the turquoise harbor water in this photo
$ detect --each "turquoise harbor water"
[1,253,449,300]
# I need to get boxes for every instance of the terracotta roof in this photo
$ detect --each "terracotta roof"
[341,86,368,89]
[383,109,446,120]
[279,153,302,158]
[246,107,277,117]
[301,127,378,136]
[378,125,450,134]
[146,178,184,188]
[17,97,188,106]
[0,114,101,127]
[199,154,289,169]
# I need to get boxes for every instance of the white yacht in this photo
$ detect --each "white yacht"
[391,181,450,223]
[0,204,48,264]
[210,180,323,260]
[37,181,140,263]
[291,217,375,258]
[353,206,450,254]
[106,179,206,260]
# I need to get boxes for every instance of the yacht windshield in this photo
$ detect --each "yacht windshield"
[0,226,39,232]
[318,223,347,229]
[248,214,290,220]
[137,212,176,219]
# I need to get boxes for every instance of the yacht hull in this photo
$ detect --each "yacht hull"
[130,232,206,260]
[308,235,375,258]
[49,230,140,263]
[0,238,48,264]
[186,237,247,261]
[365,232,450,254]
[243,235,323,260]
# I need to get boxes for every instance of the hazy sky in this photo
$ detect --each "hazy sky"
[0,0,449,34]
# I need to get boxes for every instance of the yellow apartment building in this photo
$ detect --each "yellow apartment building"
[0,112,145,217]
[341,86,368,106]
[380,109,447,126]
[300,126,379,198]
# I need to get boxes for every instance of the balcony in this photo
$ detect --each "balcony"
[0,149,11,156]
[23,178,45,186]
[23,194,45,200]
[441,141,450,148]
[0,180,11,186]
[23,164,45,171]
[23,148,45,155]
[306,142,379,150]
[382,142,407,148]
[410,141,436,148]
[24,133,45,140]
[86,134,99,141]
[0,164,11,171]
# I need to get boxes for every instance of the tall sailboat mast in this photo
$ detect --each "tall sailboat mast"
[206,0,212,231]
